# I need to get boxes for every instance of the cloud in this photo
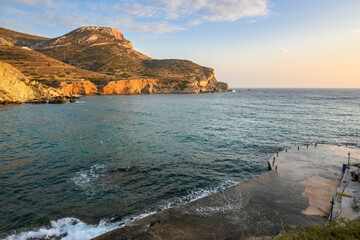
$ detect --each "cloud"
[353,28,360,33]
[158,0,269,22]
[248,20,257,23]
[188,19,203,26]
[278,48,288,53]
[3,0,270,34]
[8,0,57,7]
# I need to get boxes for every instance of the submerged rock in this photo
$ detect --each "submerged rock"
[48,96,66,104]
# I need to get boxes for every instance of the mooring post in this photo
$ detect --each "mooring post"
[330,197,334,221]
[348,152,351,167]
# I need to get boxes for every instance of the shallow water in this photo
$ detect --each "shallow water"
[1,89,359,239]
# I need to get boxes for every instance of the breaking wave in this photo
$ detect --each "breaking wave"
[5,180,237,240]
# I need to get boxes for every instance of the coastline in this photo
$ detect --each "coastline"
[94,144,359,240]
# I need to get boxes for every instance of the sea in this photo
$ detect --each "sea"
[0,89,359,240]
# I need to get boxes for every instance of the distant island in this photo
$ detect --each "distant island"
[0,26,228,104]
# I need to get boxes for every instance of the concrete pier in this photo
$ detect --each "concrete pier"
[330,148,360,221]
[94,145,360,240]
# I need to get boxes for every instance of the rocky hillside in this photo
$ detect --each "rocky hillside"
[0,60,61,104]
[0,27,49,47]
[0,26,228,96]
[33,27,149,76]
[0,45,112,86]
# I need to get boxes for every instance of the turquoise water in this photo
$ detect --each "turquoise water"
[1,89,359,239]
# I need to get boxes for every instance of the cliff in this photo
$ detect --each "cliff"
[0,61,36,103]
[0,61,61,103]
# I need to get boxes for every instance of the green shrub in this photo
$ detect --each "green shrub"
[120,73,131,78]
[272,219,360,240]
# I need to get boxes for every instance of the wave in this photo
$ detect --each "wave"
[5,180,237,240]
[4,218,120,240]
[156,180,237,210]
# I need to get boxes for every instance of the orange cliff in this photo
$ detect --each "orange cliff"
[102,79,159,95]
[59,81,98,95]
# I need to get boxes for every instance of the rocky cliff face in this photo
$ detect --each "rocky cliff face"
[59,81,98,95]
[102,79,158,95]
[0,60,65,104]
[0,61,36,103]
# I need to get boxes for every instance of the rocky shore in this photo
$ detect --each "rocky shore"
[94,144,359,240]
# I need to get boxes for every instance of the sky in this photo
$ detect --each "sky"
[1,0,360,88]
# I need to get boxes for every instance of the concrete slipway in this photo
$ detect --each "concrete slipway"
[94,144,360,240]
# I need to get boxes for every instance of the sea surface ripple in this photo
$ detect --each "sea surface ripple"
[0,89,359,239]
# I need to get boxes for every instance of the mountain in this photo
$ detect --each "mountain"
[32,27,149,76]
[0,26,228,98]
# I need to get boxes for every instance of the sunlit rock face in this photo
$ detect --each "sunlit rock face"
[59,81,98,95]
[0,60,36,103]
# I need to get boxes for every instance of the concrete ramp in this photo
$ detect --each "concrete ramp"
[94,145,359,240]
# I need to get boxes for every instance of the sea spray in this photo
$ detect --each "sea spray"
[5,218,120,240]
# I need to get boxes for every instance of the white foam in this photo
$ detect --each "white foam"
[5,218,120,240]
[5,181,238,240]
[71,164,107,195]
[154,180,237,211]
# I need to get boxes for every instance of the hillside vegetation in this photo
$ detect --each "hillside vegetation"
[272,219,360,240]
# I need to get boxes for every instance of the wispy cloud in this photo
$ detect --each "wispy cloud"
[2,0,270,34]
[353,28,360,33]
[8,0,57,8]
[278,48,288,53]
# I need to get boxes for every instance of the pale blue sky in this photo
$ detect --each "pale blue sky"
[1,0,360,87]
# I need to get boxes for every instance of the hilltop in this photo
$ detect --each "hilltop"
[0,26,228,101]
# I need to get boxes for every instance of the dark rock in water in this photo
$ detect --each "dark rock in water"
[31,99,42,104]
[69,97,77,103]
[48,96,66,104]
[0,100,22,105]
[108,166,139,173]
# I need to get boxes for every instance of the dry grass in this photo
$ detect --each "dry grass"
[0,46,112,85]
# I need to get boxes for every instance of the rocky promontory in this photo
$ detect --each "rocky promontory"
[0,26,228,103]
